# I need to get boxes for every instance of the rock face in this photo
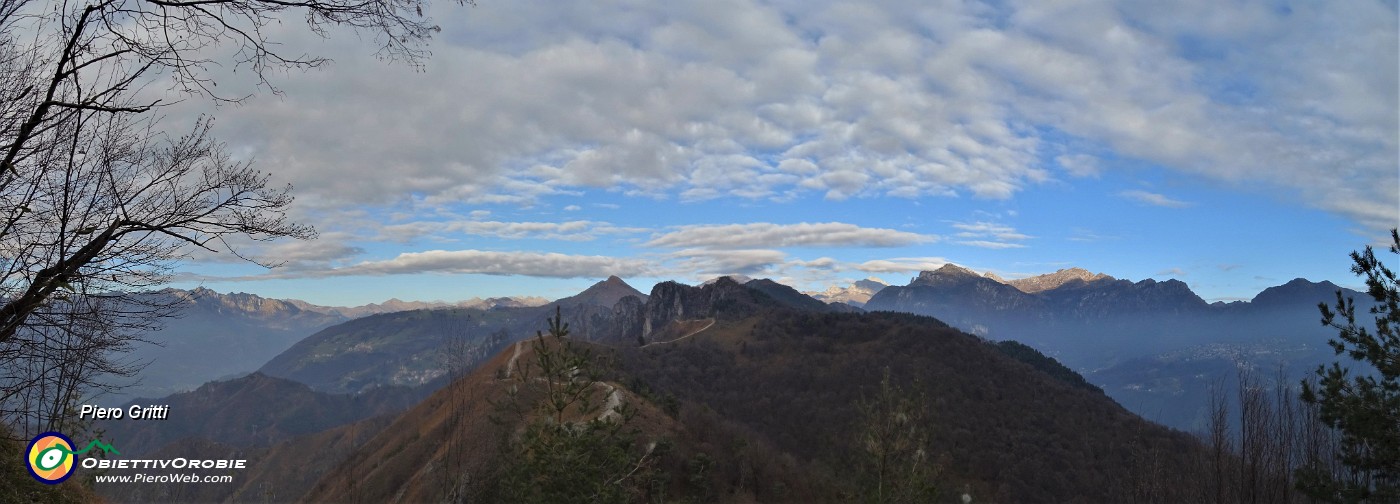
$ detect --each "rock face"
[611,295,647,344]
[639,278,772,341]
[910,263,982,286]
[1008,267,1114,294]
[592,277,841,345]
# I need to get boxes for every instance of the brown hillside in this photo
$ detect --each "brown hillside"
[300,336,829,503]
[95,413,397,503]
[616,310,1208,503]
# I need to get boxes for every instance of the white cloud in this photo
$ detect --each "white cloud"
[186,232,364,268]
[668,248,788,275]
[951,221,1031,249]
[316,250,655,278]
[263,238,364,265]
[952,221,1030,241]
[956,240,1027,250]
[851,257,951,273]
[646,222,936,249]
[379,220,649,242]
[563,205,582,211]
[1067,228,1116,243]
[1119,190,1192,208]
[1156,267,1188,277]
[1056,154,1101,177]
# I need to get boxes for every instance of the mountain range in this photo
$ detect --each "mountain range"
[180,268,1361,433]
[102,276,1213,503]
[865,264,1350,364]
[104,288,347,403]
[286,294,549,319]
[86,266,1367,503]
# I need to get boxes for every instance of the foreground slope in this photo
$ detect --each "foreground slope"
[300,335,833,503]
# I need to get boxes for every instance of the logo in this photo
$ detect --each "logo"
[27,432,75,484]
[25,432,119,485]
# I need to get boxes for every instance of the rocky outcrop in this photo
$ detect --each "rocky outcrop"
[639,278,772,341]
[1008,268,1113,294]
[612,295,646,344]
[910,263,982,286]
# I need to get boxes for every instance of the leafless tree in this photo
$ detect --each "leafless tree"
[1206,377,1233,504]
[1195,365,1350,504]
[0,0,468,433]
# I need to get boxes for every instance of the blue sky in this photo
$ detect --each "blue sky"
[171,0,1397,306]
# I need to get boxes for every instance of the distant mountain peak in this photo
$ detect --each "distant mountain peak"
[934,263,977,276]
[701,274,753,286]
[983,271,1007,283]
[1280,277,1337,289]
[1009,267,1114,293]
[907,264,985,287]
[1250,278,1346,307]
[806,278,889,307]
[555,276,647,307]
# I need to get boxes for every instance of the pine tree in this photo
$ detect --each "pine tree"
[855,368,941,504]
[1298,229,1400,502]
[492,306,659,503]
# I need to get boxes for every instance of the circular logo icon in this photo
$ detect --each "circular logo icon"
[26,432,76,484]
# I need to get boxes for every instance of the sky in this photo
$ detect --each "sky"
[166,0,1398,306]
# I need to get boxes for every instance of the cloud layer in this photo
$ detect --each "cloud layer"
[310,250,655,278]
[191,0,1396,231]
[646,222,935,249]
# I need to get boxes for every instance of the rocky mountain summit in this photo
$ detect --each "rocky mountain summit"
[806,277,889,307]
[1008,267,1114,293]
